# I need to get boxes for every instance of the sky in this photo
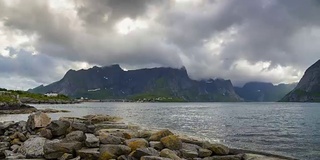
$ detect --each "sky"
[0,0,320,90]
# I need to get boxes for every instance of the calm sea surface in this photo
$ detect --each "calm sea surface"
[1,102,319,160]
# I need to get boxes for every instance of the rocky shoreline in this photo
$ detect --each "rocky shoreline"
[0,102,70,114]
[0,112,296,160]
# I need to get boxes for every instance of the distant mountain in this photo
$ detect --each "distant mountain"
[281,60,320,102]
[29,65,242,102]
[235,82,296,102]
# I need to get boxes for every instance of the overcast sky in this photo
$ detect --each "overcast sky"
[1,0,320,90]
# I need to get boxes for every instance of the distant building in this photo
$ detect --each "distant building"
[45,93,58,97]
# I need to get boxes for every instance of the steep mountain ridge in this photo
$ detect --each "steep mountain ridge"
[281,59,320,102]
[29,65,242,102]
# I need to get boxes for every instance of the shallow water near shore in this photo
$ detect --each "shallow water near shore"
[0,102,319,160]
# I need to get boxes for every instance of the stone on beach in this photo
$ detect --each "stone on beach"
[43,140,83,159]
[85,133,100,148]
[130,147,159,159]
[149,129,173,141]
[99,132,123,144]
[206,143,230,155]
[26,112,51,130]
[160,135,182,150]
[65,131,86,142]
[20,137,46,158]
[125,138,149,150]
[47,120,71,137]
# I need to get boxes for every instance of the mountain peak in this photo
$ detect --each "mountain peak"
[281,59,320,102]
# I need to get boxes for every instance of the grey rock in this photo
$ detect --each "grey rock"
[117,155,138,160]
[131,147,159,159]
[160,149,181,160]
[0,121,15,130]
[141,156,171,160]
[58,153,73,160]
[65,131,86,142]
[43,140,83,159]
[95,124,129,131]
[4,150,26,159]
[205,144,230,155]
[26,112,51,131]
[180,149,198,159]
[100,144,131,156]
[47,120,71,137]
[182,142,200,152]
[125,138,149,150]
[149,141,164,150]
[149,129,173,141]
[100,133,123,144]
[203,154,242,160]
[160,135,182,150]
[85,133,100,148]
[77,148,99,160]
[39,128,53,139]
[198,148,213,158]
[20,137,46,158]
[70,122,87,132]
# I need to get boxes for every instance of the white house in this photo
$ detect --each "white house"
[45,93,58,97]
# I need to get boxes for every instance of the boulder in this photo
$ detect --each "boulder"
[117,155,138,160]
[94,123,129,131]
[149,129,173,141]
[180,149,198,159]
[43,140,83,159]
[11,138,22,145]
[10,132,27,142]
[47,120,71,137]
[206,144,230,155]
[77,148,99,160]
[39,128,53,139]
[4,150,26,159]
[65,131,86,142]
[203,155,242,160]
[99,133,123,144]
[141,156,171,160]
[125,138,149,150]
[0,121,15,130]
[58,153,73,160]
[149,141,164,150]
[130,147,159,159]
[181,142,200,152]
[160,135,182,150]
[100,144,131,156]
[84,114,122,124]
[85,133,100,148]
[0,142,10,158]
[26,112,51,130]
[70,122,87,132]
[159,149,181,160]
[20,137,46,158]
[10,144,20,153]
[198,148,212,158]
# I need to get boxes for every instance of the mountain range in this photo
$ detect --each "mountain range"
[281,59,320,102]
[29,64,299,102]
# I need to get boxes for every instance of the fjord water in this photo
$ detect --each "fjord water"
[1,102,319,159]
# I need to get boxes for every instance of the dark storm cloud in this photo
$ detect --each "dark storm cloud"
[1,0,320,89]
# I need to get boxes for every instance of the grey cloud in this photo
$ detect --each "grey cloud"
[1,0,320,89]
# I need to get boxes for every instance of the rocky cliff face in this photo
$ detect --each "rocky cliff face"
[29,65,242,102]
[235,82,296,102]
[281,60,320,102]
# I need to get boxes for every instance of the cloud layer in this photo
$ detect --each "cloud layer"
[1,0,320,89]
